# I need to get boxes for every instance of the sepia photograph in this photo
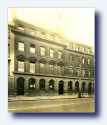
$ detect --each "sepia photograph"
[8,8,95,113]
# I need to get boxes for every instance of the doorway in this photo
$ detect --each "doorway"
[17,77,24,95]
[58,80,64,95]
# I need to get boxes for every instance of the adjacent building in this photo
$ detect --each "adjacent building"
[8,19,95,96]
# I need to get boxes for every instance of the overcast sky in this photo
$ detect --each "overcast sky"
[8,8,95,47]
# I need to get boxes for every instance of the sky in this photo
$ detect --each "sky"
[8,8,95,47]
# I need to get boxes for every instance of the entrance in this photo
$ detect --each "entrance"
[39,79,45,90]
[58,80,64,95]
[75,81,79,93]
[17,77,24,95]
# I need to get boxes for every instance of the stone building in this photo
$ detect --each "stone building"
[8,19,95,96]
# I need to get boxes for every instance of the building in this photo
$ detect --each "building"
[8,19,95,96]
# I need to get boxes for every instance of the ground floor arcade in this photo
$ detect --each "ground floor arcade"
[8,74,95,96]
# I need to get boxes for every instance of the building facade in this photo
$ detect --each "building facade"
[8,19,95,96]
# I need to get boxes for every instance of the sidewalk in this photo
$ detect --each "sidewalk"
[8,94,92,102]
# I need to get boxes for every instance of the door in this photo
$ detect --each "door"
[58,81,64,95]
[17,77,24,95]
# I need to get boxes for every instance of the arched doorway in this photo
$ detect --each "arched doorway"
[75,81,79,93]
[17,77,25,95]
[68,81,73,91]
[88,82,92,95]
[39,79,45,90]
[58,80,64,95]
[81,82,86,93]
[49,79,54,90]
[29,78,36,90]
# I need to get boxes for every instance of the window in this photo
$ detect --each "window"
[29,78,35,89]
[68,81,72,90]
[88,59,90,64]
[82,48,85,52]
[76,70,80,76]
[8,61,10,75]
[49,64,54,73]
[18,42,24,52]
[70,55,72,63]
[40,63,45,68]
[82,58,85,64]
[50,49,54,58]
[82,70,85,77]
[57,65,61,74]
[88,71,90,77]
[17,26,24,31]
[18,61,24,72]
[58,51,62,59]
[30,63,35,73]
[8,44,10,58]
[30,45,35,54]
[40,47,45,56]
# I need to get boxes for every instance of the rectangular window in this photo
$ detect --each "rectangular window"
[57,65,61,74]
[30,63,35,73]
[40,47,45,56]
[40,63,45,73]
[58,51,62,59]
[18,61,24,72]
[82,58,85,64]
[49,64,54,73]
[50,49,54,58]
[8,61,10,75]
[18,42,24,52]
[30,45,35,54]
[88,59,90,64]
[82,70,85,77]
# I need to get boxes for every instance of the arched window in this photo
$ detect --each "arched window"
[39,79,45,90]
[81,82,86,93]
[17,77,25,95]
[75,81,79,93]
[49,79,55,90]
[29,78,36,89]
[68,81,73,90]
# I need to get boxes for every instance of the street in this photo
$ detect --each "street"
[8,97,95,112]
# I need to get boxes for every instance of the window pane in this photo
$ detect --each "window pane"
[30,46,35,54]
[58,51,62,59]
[30,63,35,73]
[50,49,54,58]
[18,61,24,72]
[40,47,45,56]
[82,58,85,64]
[18,42,24,51]
[88,59,90,64]
[40,63,45,68]
[49,64,54,73]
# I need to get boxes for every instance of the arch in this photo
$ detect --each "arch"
[81,82,86,93]
[39,79,45,90]
[88,82,92,94]
[58,80,64,95]
[49,79,55,90]
[17,77,25,95]
[75,81,79,93]
[68,81,73,90]
[29,78,36,89]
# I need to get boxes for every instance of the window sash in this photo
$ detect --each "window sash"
[18,42,24,51]
[30,63,35,73]
[30,47,35,54]
[40,47,45,56]
[18,61,24,72]
[50,49,54,58]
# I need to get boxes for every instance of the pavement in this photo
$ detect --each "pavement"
[8,94,93,102]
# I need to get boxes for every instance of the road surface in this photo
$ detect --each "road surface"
[8,98,95,112]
